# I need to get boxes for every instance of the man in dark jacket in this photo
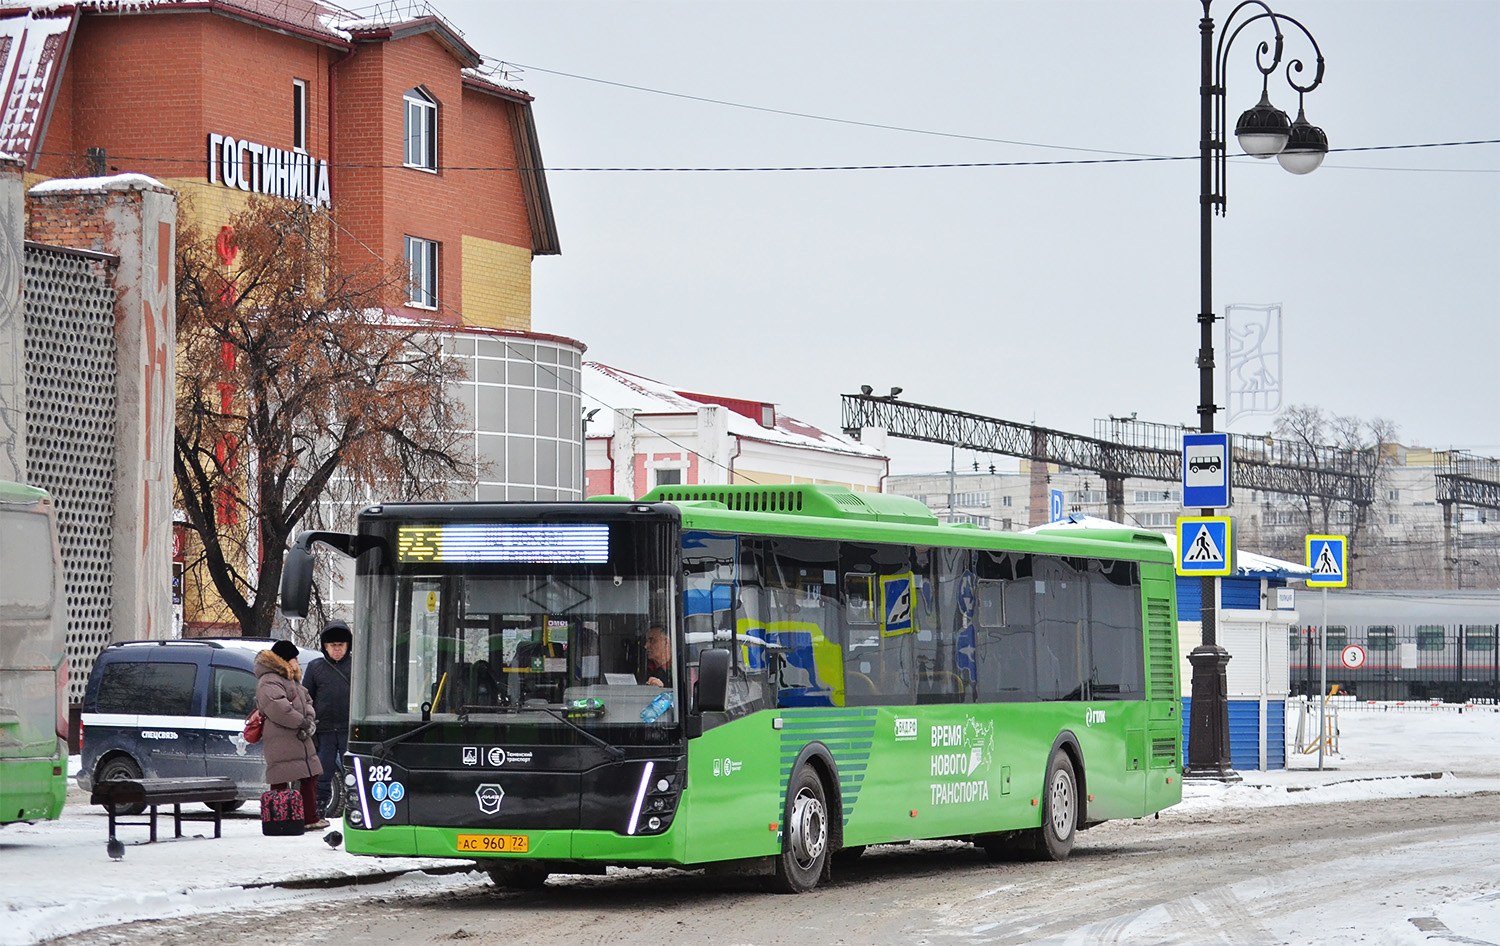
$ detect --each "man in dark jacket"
[303,620,352,818]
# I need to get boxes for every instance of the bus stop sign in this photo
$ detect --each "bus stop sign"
[1182,432,1231,509]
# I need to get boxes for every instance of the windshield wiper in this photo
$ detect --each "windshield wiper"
[535,707,625,760]
[371,708,474,759]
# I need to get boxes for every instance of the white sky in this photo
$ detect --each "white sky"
[5,704,1498,943]
[432,0,1498,475]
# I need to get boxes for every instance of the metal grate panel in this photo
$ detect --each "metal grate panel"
[24,246,118,700]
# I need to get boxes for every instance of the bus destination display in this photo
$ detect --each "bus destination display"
[397,524,609,564]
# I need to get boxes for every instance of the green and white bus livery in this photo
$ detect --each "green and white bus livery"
[281,485,1182,892]
[1,480,69,826]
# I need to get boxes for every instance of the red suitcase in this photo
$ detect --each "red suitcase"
[261,786,305,836]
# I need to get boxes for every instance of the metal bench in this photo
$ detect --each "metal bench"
[90,776,240,844]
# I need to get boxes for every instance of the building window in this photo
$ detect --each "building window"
[292,79,307,152]
[405,236,439,309]
[1388,513,1400,525]
[654,468,682,487]
[404,87,437,170]
[1133,489,1176,503]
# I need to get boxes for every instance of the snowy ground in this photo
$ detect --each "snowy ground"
[2,701,1498,946]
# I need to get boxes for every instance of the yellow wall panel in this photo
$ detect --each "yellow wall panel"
[461,236,532,330]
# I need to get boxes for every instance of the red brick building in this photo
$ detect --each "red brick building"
[6,0,559,330]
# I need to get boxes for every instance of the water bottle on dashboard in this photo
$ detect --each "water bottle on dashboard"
[640,691,673,723]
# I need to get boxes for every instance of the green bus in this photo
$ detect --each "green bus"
[0,480,69,825]
[281,485,1182,891]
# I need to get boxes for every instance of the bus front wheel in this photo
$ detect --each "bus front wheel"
[485,862,549,889]
[1033,750,1077,861]
[769,766,829,893]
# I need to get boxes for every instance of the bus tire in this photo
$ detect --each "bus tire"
[769,765,829,893]
[1031,750,1077,861]
[96,756,145,816]
[485,862,549,889]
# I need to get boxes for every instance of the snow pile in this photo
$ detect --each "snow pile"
[1,703,1497,943]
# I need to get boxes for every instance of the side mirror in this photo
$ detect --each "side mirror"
[280,530,362,619]
[280,544,314,619]
[697,648,731,714]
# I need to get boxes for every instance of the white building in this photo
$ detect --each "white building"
[582,363,887,499]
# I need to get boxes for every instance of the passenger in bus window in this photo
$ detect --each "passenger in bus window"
[642,625,672,687]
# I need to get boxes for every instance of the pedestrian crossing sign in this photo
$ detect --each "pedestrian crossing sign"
[1176,516,1234,576]
[881,573,916,636]
[1305,535,1348,587]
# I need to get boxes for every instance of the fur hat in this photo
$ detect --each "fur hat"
[321,621,352,645]
[271,639,300,662]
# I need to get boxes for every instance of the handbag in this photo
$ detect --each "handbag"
[261,785,305,836]
[243,708,265,744]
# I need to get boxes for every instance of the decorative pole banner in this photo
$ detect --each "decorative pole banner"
[1224,303,1282,426]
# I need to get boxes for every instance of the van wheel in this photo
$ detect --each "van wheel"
[96,757,145,815]
[1030,751,1077,861]
[768,766,829,893]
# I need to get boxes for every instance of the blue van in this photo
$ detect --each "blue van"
[78,638,320,814]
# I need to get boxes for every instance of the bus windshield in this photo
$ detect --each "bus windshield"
[354,515,680,729]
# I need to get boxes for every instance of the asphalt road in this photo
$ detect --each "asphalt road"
[58,792,1500,946]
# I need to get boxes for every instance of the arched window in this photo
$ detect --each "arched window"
[403,87,437,170]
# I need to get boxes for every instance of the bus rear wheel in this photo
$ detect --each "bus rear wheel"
[1031,750,1077,861]
[769,766,829,893]
[485,862,549,889]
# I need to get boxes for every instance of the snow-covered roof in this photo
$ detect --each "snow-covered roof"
[1027,513,1314,579]
[582,362,884,460]
[29,171,168,194]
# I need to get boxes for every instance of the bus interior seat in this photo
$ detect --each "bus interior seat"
[439,661,471,712]
[471,660,499,705]
[919,670,965,695]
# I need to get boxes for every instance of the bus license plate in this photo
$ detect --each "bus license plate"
[457,833,528,853]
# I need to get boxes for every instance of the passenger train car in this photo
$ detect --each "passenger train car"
[1290,590,1500,702]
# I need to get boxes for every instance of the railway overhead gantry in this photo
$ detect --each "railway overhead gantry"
[841,393,1500,588]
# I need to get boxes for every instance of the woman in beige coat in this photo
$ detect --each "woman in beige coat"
[255,640,325,829]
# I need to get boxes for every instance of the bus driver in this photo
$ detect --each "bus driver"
[642,625,672,687]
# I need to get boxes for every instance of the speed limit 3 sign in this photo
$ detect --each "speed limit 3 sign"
[1341,644,1366,669]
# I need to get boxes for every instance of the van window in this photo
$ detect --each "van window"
[97,661,197,715]
[209,666,258,718]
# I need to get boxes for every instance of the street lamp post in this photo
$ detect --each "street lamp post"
[1187,0,1327,781]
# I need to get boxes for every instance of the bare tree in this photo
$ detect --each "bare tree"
[1268,404,1398,585]
[174,198,471,637]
